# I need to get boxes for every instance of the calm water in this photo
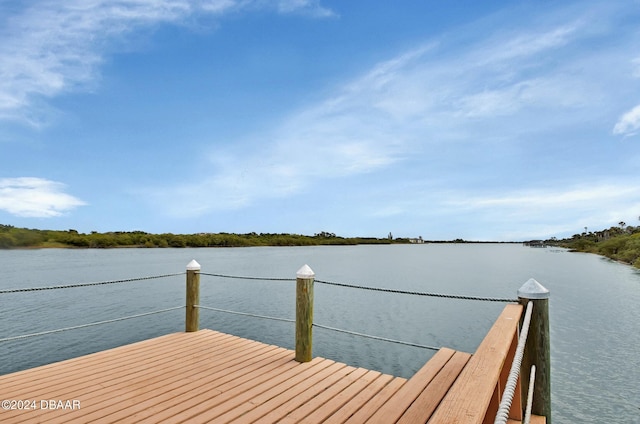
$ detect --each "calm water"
[1,245,639,423]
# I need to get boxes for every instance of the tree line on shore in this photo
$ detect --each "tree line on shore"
[0,225,407,249]
[3,222,639,269]
[553,221,640,269]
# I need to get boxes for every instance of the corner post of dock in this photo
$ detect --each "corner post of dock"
[186,259,201,332]
[295,264,315,363]
[518,278,551,424]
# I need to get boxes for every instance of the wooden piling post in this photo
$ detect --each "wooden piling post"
[295,264,315,363]
[518,278,551,424]
[186,259,201,332]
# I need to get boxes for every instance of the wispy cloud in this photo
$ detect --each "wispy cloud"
[276,0,336,17]
[0,178,86,217]
[5,0,638,238]
[0,0,335,126]
[450,184,639,210]
[613,104,640,137]
[152,3,640,216]
[441,183,640,238]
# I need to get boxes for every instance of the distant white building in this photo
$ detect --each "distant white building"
[409,236,425,244]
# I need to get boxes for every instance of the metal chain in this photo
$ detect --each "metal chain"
[0,306,185,342]
[0,272,185,294]
[0,268,516,355]
[195,305,295,323]
[312,322,441,351]
[196,303,441,351]
[315,279,518,303]
[200,271,517,302]
[198,272,294,282]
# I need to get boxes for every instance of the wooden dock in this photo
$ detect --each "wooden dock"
[0,304,544,423]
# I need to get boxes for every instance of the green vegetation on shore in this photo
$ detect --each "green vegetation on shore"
[5,222,639,269]
[553,222,640,269]
[0,226,410,248]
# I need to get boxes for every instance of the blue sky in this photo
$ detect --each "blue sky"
[1,0,639,241]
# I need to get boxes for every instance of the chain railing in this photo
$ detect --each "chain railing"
[1,259,551,423]
[0,273,184,343]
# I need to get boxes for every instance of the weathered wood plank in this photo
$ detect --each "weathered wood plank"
[295,267,315,363]
[185,263,200,332]
[520,293,551,423]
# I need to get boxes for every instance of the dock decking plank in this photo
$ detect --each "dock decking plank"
[322,372,396,424]
[0,332,185,384]
[277,367,373,424]
[342,376,406,423]
[183,358,337,423]
[0,315,531,424]
[8,332,259,423]
[3,331,199,390]
[208,361,352,424]
[261,366,365,423]
[301,369,386,424]
[69,341,289,423]
[5,330,228,398]
[428,304,523,424]
[133,350,302,424]
[237,364,362,424]
[398,350,471,423]
[116,348,293,424]
[364,347,457,423]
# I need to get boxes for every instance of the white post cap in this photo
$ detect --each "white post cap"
[186,259,201,271]
[296,264,315,279]
[518,278,550,299]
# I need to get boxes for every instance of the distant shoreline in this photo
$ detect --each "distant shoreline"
[4,239,523,250]
[558,227,640,269]
[0,224,522,249]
